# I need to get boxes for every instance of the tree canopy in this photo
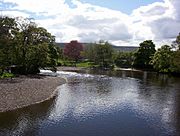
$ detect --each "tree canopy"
[83,41,114,68]
[0,16,60,74]
[175,33,180,50]
[63,40,83,62]
[114,51,134,68]
[0,17,18,71]
[151,45,173,73]
[133,40,156,69]
[170,50,180,73]
[172,33,180,50]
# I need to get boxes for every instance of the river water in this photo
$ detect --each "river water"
[0,70,180,136]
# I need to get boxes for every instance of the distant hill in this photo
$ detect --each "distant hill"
[111,45,139,52]
[55,43,139,52]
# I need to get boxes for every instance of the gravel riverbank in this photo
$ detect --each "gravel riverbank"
[0,75,66,112]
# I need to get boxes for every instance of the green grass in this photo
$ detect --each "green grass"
[58,59,98,68]
[76,61,98,68]
[58,60,76,66]
[0,72,14,79]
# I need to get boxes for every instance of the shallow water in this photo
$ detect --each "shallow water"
[0,70,180,136]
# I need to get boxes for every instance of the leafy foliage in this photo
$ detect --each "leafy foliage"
[172,33,180,50]
[151,45,173,73]
[133,40,156,69]
[0,16,60,74]
[114,51,134,68]
[0,17,18,70]
[83,43,97,62]
[170,50,180,73]
[84,41,114,68]
[63,40,83,62]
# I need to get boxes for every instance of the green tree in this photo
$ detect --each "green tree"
[114,51,134,68]
[0,16,18,74]
[170,33,180,74]
[83,43,97,62]
[48,44,60,67]
[151,45,173,73]
[133,40,156,69]
[15,18,56,73]
[0,16,59,74]
[83,41,114,68]
[170,50,180,73]
[94,41,114,68]
[172,33,180,50]
[25,43,50,73]
[16,18,58,74]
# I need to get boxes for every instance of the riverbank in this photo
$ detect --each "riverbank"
[0,75,66,113]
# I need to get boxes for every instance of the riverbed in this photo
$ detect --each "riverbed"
[0,70,180,136]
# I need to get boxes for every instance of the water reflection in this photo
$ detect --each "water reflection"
[0,98,55,136]
[0,70,180,136]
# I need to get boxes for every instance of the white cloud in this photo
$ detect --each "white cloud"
[130,0,180,47]
[170,0,180,19]
[1,0,180,48]
[3,0,69,15]
[150,17,180,39]
[1,10,30,18]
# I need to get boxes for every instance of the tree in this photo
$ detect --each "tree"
[0,16,59,74]
[94,41,114,68]
[0,16,18,74]
[114,51,134,68]
[16,18,59,74]
[14,18,57,73]
[170,50,180,73]
[151,45,173,73]
[83,43,97,62]
[171,33,180,50]
[63,40,83,63]
[133,40,156,69]
[48,44,60,67]
[83,41,114,68]
[25,43,50,73]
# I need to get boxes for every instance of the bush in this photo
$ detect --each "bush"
[57,62,62,66]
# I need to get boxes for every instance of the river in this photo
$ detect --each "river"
[0,69,180,136]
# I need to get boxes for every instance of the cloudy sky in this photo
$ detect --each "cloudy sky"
[0,0,180,47]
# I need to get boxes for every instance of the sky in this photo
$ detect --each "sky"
[0,0,180,47]
[73,0,164,14]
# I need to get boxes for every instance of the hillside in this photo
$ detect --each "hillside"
[55,43,139,52]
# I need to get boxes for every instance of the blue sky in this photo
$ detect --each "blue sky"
[1,0,163,13]
[0,0,179,47]
[0,0,163,16]
[71,0,163,14]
